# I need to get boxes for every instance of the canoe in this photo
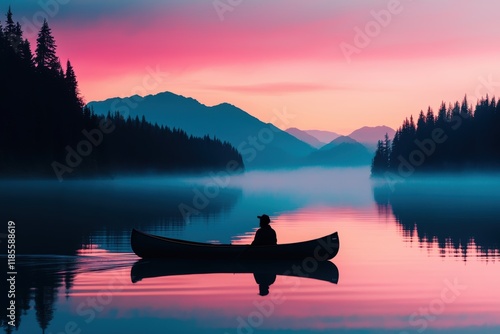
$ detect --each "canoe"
[131,258,339,284]
[131,228,339,260]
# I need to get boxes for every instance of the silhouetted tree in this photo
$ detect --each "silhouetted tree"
[4,6,17,48]
[371,133,391,175]
[65,59,83,106]
[372,95,500,176]
[35,19,60,71]
[436,102,447,128]
[0,9,244,179]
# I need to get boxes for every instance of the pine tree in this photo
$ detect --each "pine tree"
[460,95,471,118]
[425,107,435,128]
[4,6,21,51]
[19,39,34,67]
[35,19,59,71]
[65,60,82,106]
[0,24,7,54]
[437,102,447,126]
[13,22,23,49]
[56,61,64,77]
[371,140,384,175]
[416,110,426,138]
[371,134,391,175]
[383,133,391,164]
[5,6,15,40]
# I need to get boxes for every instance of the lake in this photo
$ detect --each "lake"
[1,167,500,334]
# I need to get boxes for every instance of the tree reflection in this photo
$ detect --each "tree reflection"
[0,258,77,334]
[373,179,500,258]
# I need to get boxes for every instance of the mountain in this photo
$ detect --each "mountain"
[0,15,243,179]
[347,126,395,145]
[319,136,358,151]
[285,128,325,149]
[87,92,314,168]
[305,142,372,166]
[304,130,340,143]
[304,136,372,166]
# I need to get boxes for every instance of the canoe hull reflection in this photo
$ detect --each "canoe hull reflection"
[131,229,340,260]
[131,258,339,284]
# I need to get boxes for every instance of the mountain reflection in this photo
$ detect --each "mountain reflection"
[373,177,500,258]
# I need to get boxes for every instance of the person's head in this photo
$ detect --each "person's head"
[257,214,271,227]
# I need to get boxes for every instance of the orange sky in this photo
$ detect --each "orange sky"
[13,0,500,133]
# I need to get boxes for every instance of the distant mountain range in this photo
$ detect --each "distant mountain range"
[303,130,340,143]
[88,92,313,168]
[88,91,394,168]
[319,135,359,151]
[286,126,395,151]
[305,142,373,166]
[285,128,325,149]
[347,125,394,143]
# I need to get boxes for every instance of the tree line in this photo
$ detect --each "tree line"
[0,7,243,179]
[372,95,500,176]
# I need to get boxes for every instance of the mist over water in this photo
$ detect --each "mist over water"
[2,167,499,256]
[1,167,500,334]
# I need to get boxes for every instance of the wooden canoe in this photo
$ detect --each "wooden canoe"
[131,258,339,284]
[131,228,339,260]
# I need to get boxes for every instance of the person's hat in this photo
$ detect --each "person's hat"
[257,214,271,224]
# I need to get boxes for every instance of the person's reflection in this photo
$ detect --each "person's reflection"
[253,273,276,296]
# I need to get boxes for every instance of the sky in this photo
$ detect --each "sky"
[8,0,500,133]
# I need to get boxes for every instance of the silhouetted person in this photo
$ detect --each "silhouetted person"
[253,273,276,296]
[251,214,277,246]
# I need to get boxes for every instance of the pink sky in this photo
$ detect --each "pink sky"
[13,0,500,133]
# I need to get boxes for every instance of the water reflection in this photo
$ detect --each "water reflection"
[0,179,241,255]
[131,259,340,288]
[1,255,338,333]
[0,257,77,333]
[373,177,500,258]
[3,170,500,333]
[0,255,136,334]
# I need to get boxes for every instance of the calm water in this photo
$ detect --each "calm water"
[1,167,500,334]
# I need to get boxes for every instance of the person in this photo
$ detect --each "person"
[253,272,276,296]
[251,214,277,246]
